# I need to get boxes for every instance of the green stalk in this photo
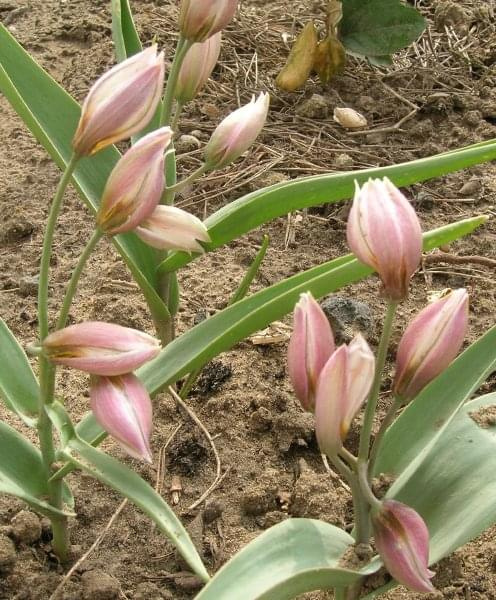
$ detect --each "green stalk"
[57,229,103,330]
[37,154,78,562]
[165,163,208,196]
[357,301,398,465]
[368,395,403,473]
[159,37,191,128]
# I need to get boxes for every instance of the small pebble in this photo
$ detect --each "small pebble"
[295,94,329,119]
[81,569,120,600]
[18,274,39,297]
[334,153,354,168]
[11,510,42,544]
[175,134,201,153]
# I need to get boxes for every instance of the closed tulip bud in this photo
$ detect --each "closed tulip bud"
[394,288,469,401]
[135,205,211,253]
[179,0,237,42]
[347,178,422,301]
[90,374,153,463]
[372,500,435,593]
[73,46,165,156]
[96,128,172,235]
[314,334,375,456]
[204,92,270,169]
[43,322,160,376]
[288,293,335,412]
[175,33,222,104]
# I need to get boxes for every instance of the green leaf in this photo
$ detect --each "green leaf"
[0,318,38,426]
[196,518,376,600]
[0,420,73,518]
[140,217,487,396]
[46,402,209,582]
[367,54,393,67]
[340,0,426,58]
[373,325,496,490]
[159,140,496,273]
[111,0,142,62]
[0,24,169,324]
[229,234,269,305]
[365,392,496,598]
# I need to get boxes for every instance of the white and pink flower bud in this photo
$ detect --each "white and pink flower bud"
[287,293,335,412]
[204,92,270,169]
[135,205,211,253]
[314,334,375,456]
[179,0,238,42]
[96,127,173,235]
[372,500,435,593]
[347,178,422,301]
[175,33,222,104]
[73,46,165,156]
[43,322,160,376]
[90,373,153,463]
[394,288,469,402]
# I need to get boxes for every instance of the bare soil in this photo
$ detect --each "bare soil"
[0,0,495,599]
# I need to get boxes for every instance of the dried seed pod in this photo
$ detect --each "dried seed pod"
[333,107,368,129]
[276,22,318,92]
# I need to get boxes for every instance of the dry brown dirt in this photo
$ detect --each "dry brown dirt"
[0,0,495,598]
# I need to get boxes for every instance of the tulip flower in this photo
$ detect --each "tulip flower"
[314,334,375,457]
[43,322,160,376]
[175,33,222,104]
[394,288,469,401]
[179,0,238,42]
[372,500,435,593]
[96,127,173,235]
[73,46,165,156]
[347,178,422,301]
[287,292,335,412]
[204,92,270,169]
[135,205,211,253]
[91,373,153,463]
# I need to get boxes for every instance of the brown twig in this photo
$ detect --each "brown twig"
[423,253,496,269]
[168,387,226,512]
[49,499,128,600]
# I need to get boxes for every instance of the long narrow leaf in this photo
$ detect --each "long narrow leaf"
[111,0,142,62]
[141,217,486,395]
[159,140,496,273]
[0,420,73,518]
[195,519,376,600]
[46,402,209,582]
[0,25,168,323]
[373,325,496,493]
[0,318,38,426]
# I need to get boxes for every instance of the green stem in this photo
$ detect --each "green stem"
[357,462,381,510]
[171,100,184,134]
[368,395,403,474]
[57,229,103,330]
[166,163,208,196]
[159,37,191,127]
[38,154,79,341]
[36,154,78,562]
[357,301,398,464]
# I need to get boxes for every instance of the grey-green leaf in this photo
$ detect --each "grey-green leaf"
[0,318,38,426]
[0,420,73,517]
[111,0,142,62]
[340,0,426,58]
[195,518,375,600]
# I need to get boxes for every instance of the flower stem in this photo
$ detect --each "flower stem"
[166,164,208,195]
[37,154,78,562]
[159,37,191,127]
[57,229,103,330]
[357,301,398,465]
[368,395,403,474]
[38,154,78,341]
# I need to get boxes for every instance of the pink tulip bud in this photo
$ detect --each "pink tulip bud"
[175,33,222,104]
[372,500,435,593]
[90,374,153,463]
[314,334,375,456]
[288,293,335,412]
[394,288,469,401]
[135,205,211,253]
[43,322,160,376]
[179,0,238,42]
[347,178,422,301]
[96,128,172,235]
[204,92,270,169]
[73,46,165,156]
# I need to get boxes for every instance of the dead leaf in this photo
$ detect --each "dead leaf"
[276,22,318,92]
[314,36,346,84]
[327,0,343,33]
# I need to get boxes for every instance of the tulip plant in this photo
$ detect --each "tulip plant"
[0,0,495,598]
